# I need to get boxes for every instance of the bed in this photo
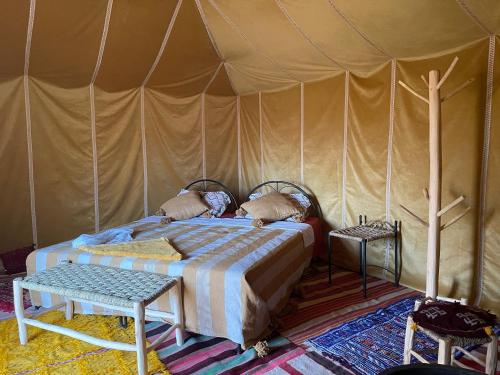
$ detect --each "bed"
[26,180,321,348]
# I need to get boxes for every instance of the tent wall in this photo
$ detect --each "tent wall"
[0,1,498,313]
[238,38,499,313]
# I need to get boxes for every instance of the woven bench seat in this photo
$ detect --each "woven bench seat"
[19,263,177,308]
[14,262,184,375]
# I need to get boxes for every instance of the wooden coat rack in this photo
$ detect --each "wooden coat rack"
[398,56,473,299]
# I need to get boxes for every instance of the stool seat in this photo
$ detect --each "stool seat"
[403,298,498,375]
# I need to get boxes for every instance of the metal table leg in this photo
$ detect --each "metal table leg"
[359,215,363,275]
[362,239,367,298]
[394,220,399,287]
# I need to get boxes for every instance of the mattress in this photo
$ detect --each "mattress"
[27,216,314,347]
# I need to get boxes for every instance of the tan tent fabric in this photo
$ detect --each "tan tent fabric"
[239,94,261,200]
[30,79,94,246]
[145,90,203,211]
[95,88,144,230]
[0,78,32,250]
[29,0,107,88]
[262,85,301,182]
[0,0,499,312]
[482,36,500,313]
[303,74,345,229]
[205,95,238,193]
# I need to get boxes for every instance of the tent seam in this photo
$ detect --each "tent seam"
[475,35,495,305]
[203,61,224,93]
[326,0,391,59]
[207,0,301,82]
[24,0,37,248]
[300,82,304,184]
[237,96,242,198]
[259,91,264,183]
[140,87,148,217]
[90,0,113,232]
[341,71,349,228]
[142,0,183,87]
[455,0,492,36]
[384,59,397,275]
[274,0,346,70]
[201,93,207,180]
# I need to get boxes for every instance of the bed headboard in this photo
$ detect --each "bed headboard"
[184,179,239,212]
[246,180,322,219]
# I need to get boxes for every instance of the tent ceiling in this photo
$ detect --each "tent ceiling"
[0,0,498,95]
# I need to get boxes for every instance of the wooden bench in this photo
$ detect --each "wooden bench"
[14,262,184,375]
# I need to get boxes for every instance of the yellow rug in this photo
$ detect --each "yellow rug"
[0,311,169,375]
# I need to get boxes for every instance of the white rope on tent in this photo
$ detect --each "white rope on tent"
[455,0,492,36]
[201,93,207,180]
[89,0,114,232]
[140,87,148,217]
[224,62,261,95]
[274,0,346,71]
[326,0,391,59]
[384,59,397,275]
[237,96,242,198]
[341,71,350,228]
[138,0,182,217]
[207,0,301,83]
[142,0,183,86]
[475,36,496,305]
[300,82,304,184]
[259,91,264,183]
[24,0,37,248]
[203,61,224,93]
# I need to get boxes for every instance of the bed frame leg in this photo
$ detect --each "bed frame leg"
[119,316,128,328]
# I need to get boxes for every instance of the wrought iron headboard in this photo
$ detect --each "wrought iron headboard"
[246,180,323,219]
[184,179,239,212]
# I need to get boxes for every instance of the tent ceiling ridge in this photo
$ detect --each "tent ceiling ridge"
[203,61,224,92]
[326,0,391,59]
[455,0,493,36]
[207,0,301,83]
[142,0,183,87]
[91,0,113,84]
[273,0,346,70]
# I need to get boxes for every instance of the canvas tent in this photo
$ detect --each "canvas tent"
[0,0,499,314]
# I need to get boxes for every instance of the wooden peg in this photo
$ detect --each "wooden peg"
[400,204,429,227]
[442,78,475,102]
[423,188,429,200]
[437,196,465,217]
[441,206,471,230]
[421,75,429,88]
[398,81,429,104]
[437,56,459,89]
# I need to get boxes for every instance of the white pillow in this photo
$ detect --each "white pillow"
[178,189,231,217]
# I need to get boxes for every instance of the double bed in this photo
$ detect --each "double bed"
[26,181,322,348]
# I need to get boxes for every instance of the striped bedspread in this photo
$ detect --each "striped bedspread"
[27,216,314,347]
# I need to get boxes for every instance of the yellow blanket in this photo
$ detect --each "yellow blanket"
[79,237,183,261]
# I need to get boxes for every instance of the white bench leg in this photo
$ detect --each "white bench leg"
[134,302,147,375]
[13,279,27,345]
[172,277,184,346]
[65,298,74,320]
[403,316,415,364]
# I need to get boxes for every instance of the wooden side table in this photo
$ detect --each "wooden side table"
[328,216,400,297]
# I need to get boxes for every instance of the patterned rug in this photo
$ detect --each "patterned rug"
[0,273,30,318]
[2,264,498,374]
[0,311,168,375]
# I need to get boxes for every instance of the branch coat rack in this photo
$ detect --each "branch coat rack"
[398,56,473,300]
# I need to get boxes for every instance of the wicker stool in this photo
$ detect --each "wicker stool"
[14,263,185,375]
[403,299,497,375]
